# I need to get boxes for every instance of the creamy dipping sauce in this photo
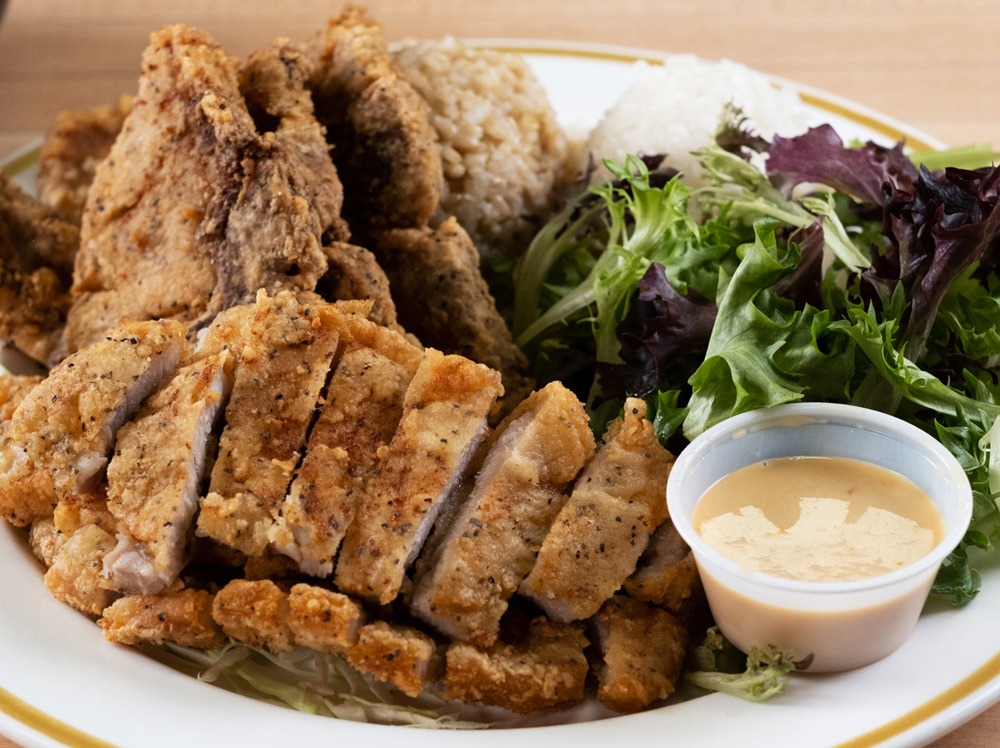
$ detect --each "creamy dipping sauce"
[692,456,944,583]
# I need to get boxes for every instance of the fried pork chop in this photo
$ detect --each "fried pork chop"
[62,24,331,355]
[197,291,340,557]
[0,319,186,526]
[36,96,134,224]
[0,174,79,364]
[334,348,503,605]
[270,332,422,576]
[347,620,439,697]
[100,588,223,649]
[592,595,688,713]
[520,398,674,621]
[410,381,595,647]
[373,218,533,409]
[304,3,443,232]
[239,38,349,245]
[103,350,233,594]
[443,616,589,714]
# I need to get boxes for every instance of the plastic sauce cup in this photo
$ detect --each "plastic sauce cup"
[667,402,973,673]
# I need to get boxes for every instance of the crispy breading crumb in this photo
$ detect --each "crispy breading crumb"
[593,595,688,713]
[43,524,116,615]
[28,517,63,568]
[346,620,438,697]
[443,617,589,714]
[99,588,223,649]
[287,583,366,655]
[211,578,294,653]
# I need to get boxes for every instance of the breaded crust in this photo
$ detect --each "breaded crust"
[593,595,688,714]
[0,319,186,526]
[197,291,339,556]
[520,398,674,621]
[334,348,502,605]
[104,351,233,594]
[0,174,79,364]
[211,578,294,653]
[99,588,223,649]
[63,24,330,354]
[36,96,134,224]
[443,617,589,714]
[270,344,419,576]
[372,218,533,411]
[305,4,443,231]
[623,519,705,624]
[239,39,350,244]
[346,620,438,697]
[287,583,366,655]
[410,381,594,647]
[43,524,116,615]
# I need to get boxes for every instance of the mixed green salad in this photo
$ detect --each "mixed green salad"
[511,115,1000,608]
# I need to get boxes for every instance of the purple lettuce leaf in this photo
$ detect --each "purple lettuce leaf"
[606,262,717,397]
[767,124,918,205]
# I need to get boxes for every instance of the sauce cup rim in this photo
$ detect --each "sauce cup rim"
[667,402,974,596]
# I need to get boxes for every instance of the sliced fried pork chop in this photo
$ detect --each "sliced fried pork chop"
[0,174,79,364]
[286,583,366,655]
[269,332,422,576]
[346,620,439,698]
[0,319,187,527]
[100,588,223,649]
[61,24,330,355]
[592,595,688,713]
[520,398,674,621]
[197,291,339,556]
[36,96,134,224]
[623,518,704,622]
[103,350,234,595]
[410,381,595,647]
[304,4,443,232]
[334,348,503,605]
[372,218,533,411]
[443,616,589,714]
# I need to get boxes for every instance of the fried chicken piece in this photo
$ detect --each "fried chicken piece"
[99,588,223,648]
[346,620,438,697]
[521,398,675,621]
[623,519,705,623]
[36,96,134,224]
[411,382,595,647]
[592,595,688,713]
[372,218,533,409]
[334,348,503,605]
[63,24,329,355]
[0,174,79,363]
[270,338,421,576]
[0,319,186,526]
[317,242,402,332]
[43,524,116,615]
[239,39,349,244]
[286,583,366,655]
[197,292,339,556]
[103,351,233,594]
[212,578,294,653]
[304,4,443,231]
[443,617,589,714]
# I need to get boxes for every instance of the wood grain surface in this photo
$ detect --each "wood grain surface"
[0,1,998,746]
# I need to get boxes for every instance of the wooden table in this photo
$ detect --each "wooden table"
[0,1,998,746]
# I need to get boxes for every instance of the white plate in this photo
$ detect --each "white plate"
[1,41,995,748]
